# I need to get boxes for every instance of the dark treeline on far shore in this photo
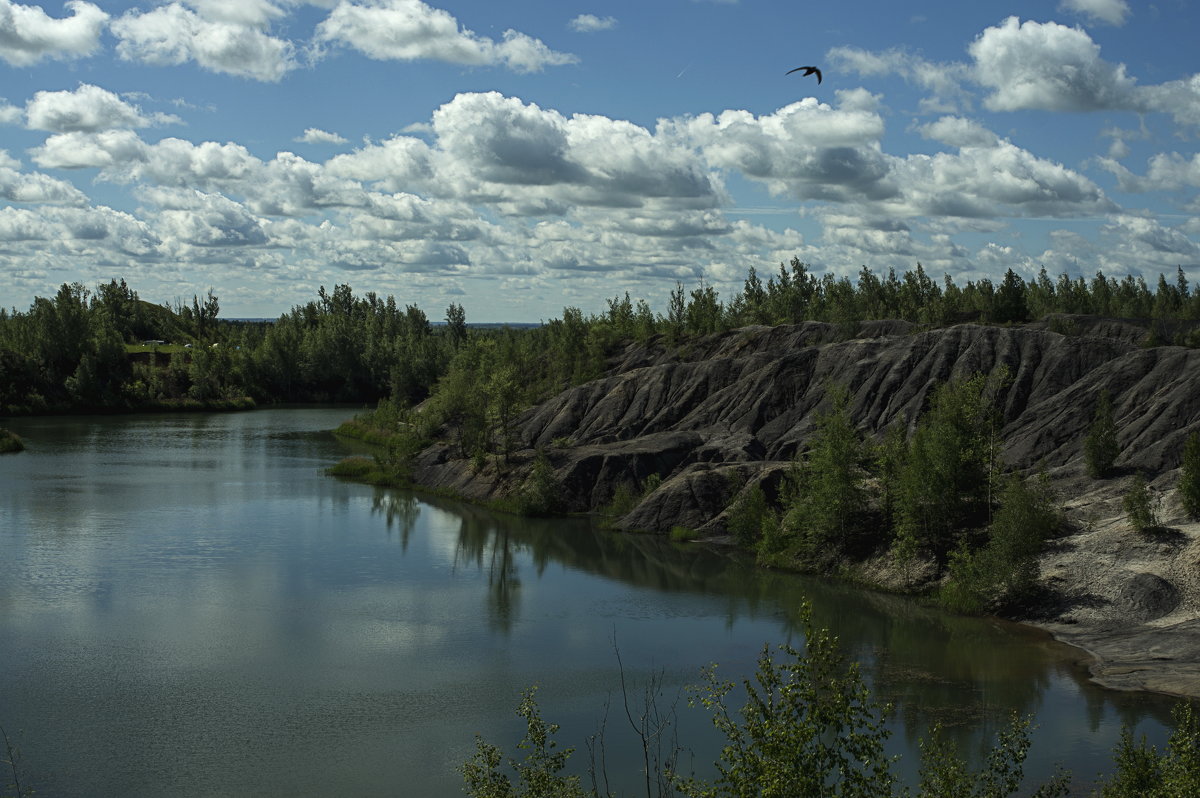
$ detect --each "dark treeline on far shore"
[4,260,1200,416]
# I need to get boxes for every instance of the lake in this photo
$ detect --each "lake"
[0,408,1181,796]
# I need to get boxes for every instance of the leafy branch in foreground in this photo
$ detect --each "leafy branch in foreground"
[464,607,1087,798]
[1094,701,1200,798]
[461,686,588,798]
[674,613,894,798]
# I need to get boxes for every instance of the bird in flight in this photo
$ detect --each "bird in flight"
[786,65,822,84]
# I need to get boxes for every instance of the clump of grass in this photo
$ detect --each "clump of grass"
[326,455,403,486]
[144,396,256,412]
[0,429,25,454]
[669,525,697,542]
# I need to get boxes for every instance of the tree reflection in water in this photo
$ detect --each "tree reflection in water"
[370,488,420,549]
[370,488,1180,768]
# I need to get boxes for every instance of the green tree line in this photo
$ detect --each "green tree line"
[0,279,463,413]
[6,260,1200,418]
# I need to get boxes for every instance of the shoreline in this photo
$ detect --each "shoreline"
[331,435,1200,701]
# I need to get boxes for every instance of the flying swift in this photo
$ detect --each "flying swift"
[786,65,822,84]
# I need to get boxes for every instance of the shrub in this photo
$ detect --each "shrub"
[674,613,895,798]
[763,386,869,569]
[514,451,564,516]
[601,474,665,527]
[0,429,23,454]
[1124,474,1161,533]
[602,482,641,524]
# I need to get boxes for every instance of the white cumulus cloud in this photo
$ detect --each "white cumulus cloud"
[917,116,999,149]
[0,150,88,204]
[569,14,616,33]
[969,17,1140,112]
[314,0,577,73]
[296,128,348,145]
[111,2,297,81]
[25,84,180,132]
[0,0,107,66]
[1058,0,1130,26]
[0,99,20,125]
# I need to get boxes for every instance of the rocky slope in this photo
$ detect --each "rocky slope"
[409,316,1200,695]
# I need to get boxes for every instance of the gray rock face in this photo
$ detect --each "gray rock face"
[411,321,1200,533]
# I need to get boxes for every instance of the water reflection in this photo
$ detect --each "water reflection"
[385,488,1180,762]
[370,490,420,549]
[0,409,1185,797]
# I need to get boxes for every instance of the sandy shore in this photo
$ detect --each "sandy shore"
[1030,469,1200,697]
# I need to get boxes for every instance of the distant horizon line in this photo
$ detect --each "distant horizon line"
[221,318,544,328]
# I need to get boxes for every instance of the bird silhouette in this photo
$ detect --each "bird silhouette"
[786,65,822,84]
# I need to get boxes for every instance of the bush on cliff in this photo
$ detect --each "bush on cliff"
[513,451,564,516]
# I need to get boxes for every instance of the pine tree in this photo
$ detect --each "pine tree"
[1179,430,1200,519]
[1085,390,1120,478]
[764,386,867,568]
[894,374,998,568]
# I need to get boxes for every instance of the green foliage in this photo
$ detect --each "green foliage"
[993,269,1030,324]
[602,482,641,524]
[601,474,665,527]
[334,397,409,445]
[725,482,772,547]
[674,608,1066,798]
[1123,474,1162,533]
[0,430,24,454]
[514,452,565,516]
[326,456,381,480]
[673,611,896,798]
[1096,702,1200,798]
[1085,391,1120,479]
[917,715,1070,798]
[6,263,1200,419]
[1179,431,1200,520]
[669,526,697,542]
[461,687,588,798]
[446,302,468,349]
[940,473,1062,614]
[487,363,525,461]
[760,387,869,569]
[893,374,1000,570]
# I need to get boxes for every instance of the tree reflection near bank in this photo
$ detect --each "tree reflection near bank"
[368,487,1181,777]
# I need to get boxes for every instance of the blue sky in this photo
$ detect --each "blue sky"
[1,0,1198,321]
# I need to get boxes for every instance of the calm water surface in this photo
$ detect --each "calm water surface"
[0,409,1181,796]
